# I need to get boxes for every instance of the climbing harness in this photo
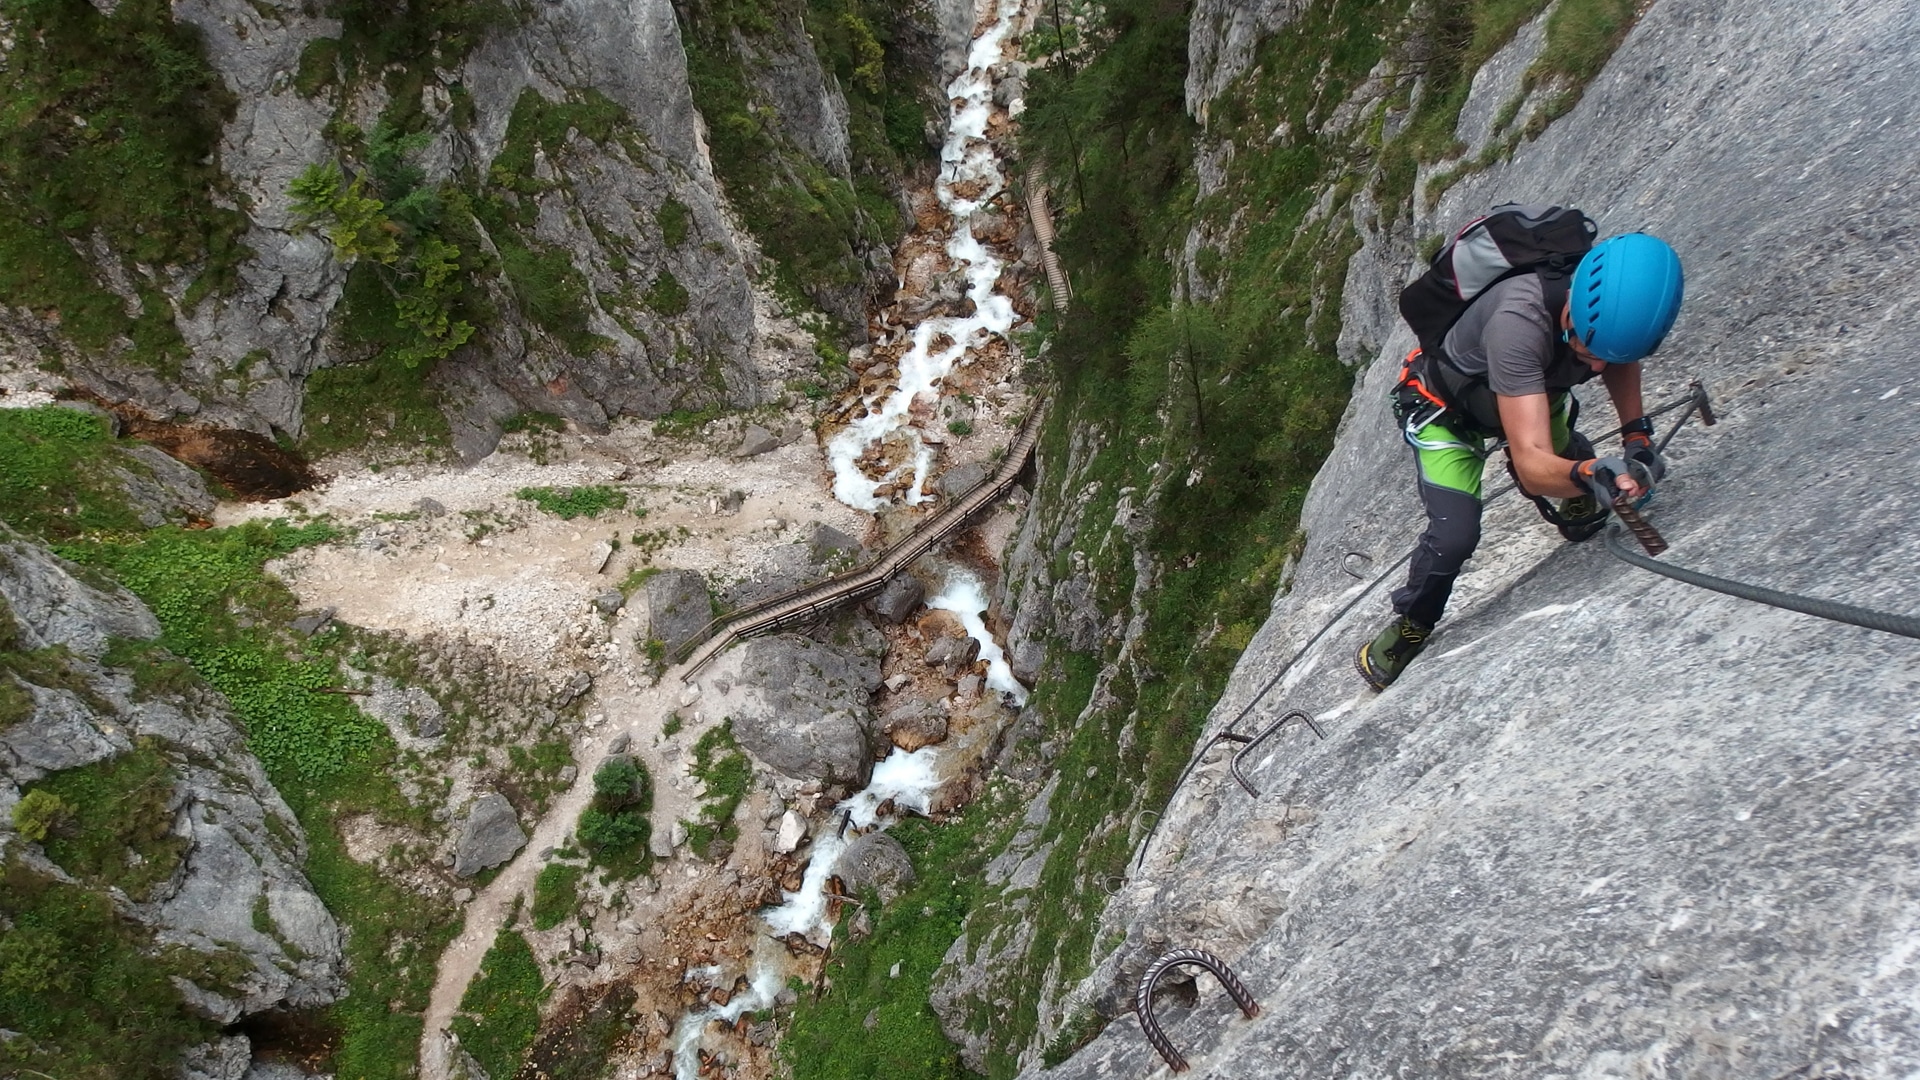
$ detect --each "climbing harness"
[1134,948,1261,1073]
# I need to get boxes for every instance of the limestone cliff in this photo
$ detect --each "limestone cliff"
[0,529,346,1038]
[936,0,1920,1076]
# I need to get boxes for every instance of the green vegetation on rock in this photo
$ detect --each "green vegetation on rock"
[24,741,189,900]
[684,722,750,858]
[0,407,146,542]
[676,0,927,319]
[0,855,221,1080]
[0,0,246,369]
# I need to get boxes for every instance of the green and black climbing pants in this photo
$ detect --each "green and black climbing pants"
[1392,395,1584,628]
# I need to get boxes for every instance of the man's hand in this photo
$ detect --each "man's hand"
[1623,428,1666,483]
[1571,457,1645,506]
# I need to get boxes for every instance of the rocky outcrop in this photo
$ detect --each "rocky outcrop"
[1017,1,1920,1077]
[696,634,882,788]
[0,529,345,1023]
[1184,0,1304,121]
[641,569,714,659]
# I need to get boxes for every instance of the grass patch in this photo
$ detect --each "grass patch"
[515,485,628,520]
[531,863,585,931]
[683,722,749,859]
[783,801,1007,1080]
[450,929,549,1080]
[0,854,222,1080]
[300,346,455,459]
[24,740,189,901]
[0,406,148,543]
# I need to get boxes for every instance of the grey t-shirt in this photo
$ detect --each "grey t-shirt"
[1440,273,1594,397]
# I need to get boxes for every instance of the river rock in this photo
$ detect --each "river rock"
[696,634,882,787]
[867,573,925,624]
[936,461,989,499]
[288,608,335,637]
[836,832,915,905]
[881,700,950,753]
[453,794,527,877]
[923,633,980,672]
[772,810,807,854]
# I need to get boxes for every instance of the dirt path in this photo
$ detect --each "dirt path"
[220,419,871,1079]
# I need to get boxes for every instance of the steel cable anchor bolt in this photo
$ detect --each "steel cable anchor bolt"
[1134,947,1261,1072]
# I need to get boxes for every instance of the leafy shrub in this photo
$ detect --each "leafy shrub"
[10,789,68,843]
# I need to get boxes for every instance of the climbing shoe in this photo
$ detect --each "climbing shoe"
[1355,616,1432,691]
[1554,494,1607,543]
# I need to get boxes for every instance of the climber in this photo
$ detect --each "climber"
[1356,220,1685,691]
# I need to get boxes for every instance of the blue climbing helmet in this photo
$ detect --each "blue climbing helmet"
[1568,232,1685,363]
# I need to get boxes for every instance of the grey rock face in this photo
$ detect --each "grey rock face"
[1025,2,1920,1078]
[0,530,345,1030]
[867,573,926,624]
[453,793,528,877]
[111,444,216,528]
[1185,0,1305,121]
[836,832,916,905]
[642,569,713,658]
[697,634,882,787]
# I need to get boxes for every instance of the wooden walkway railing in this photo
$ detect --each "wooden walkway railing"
[673,400,1048,678]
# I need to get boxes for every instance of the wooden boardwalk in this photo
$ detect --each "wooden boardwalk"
[673,401,1048,678]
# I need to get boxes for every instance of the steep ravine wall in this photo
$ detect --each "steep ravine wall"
[1023,0,1920,1076]
[0,0,939,458]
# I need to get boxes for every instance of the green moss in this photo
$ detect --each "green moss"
[644,269,690,316]
[295,36,342,97]
[450,929,549,1080]
[658,197,691,248]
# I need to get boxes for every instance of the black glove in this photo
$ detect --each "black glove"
[1570,457,1636,507]
[1622,420,1666,483]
